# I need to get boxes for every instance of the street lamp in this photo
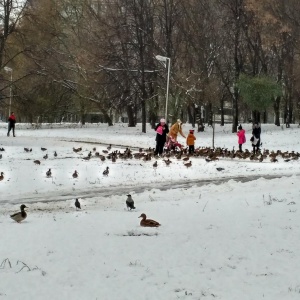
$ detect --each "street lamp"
[4,66,13,116]
[155,55,170,122]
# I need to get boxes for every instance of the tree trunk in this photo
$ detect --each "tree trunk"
[274,96,280,126]
[187,104,195,127]
[127,104,135,127]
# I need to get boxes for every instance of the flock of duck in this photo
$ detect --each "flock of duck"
[4,141,299,226]
[10,196,161,227]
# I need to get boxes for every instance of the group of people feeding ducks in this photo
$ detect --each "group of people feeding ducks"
[154,118,196,155]
[10,195,161,227]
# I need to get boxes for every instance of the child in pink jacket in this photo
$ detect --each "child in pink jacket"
[236,124,246,152]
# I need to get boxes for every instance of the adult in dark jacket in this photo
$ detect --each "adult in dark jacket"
[7,112,16,137]
[154,118,169,156]
[252,122,261,153]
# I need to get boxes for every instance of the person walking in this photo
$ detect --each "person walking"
[252,122,261,153]
[236,124,246,152]
[7,112,16,137]
[154,118,169,156]
[168,119,186,141]
[186,129,196,154]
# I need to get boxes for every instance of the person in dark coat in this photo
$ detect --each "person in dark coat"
[154,118,169,156]
[7,112,16,137]
[252,122,261,153]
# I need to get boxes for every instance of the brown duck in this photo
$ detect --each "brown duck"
[138,213,161,227]
[10,204,28,223]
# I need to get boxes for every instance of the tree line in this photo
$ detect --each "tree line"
[1,0,300,132]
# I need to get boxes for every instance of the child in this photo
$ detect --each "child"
[186,129,196,154]
[236,124,246,152]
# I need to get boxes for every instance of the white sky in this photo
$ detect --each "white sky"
[0,122,299,299]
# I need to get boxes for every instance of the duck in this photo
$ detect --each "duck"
[138,213,161,227]
[46,168,52,177]
[10,204,28,223]
[126,194,136,210]
[103,167,109,176]
[0,172,4,181]
[72,170,78,178]
[184,161,192,168]
[75,198,81,210]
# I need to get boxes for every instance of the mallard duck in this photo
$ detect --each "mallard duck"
[126,194,135,210]
[184,161,192,168]
[103,167,109,176]
[0,172,4,181]
[46,168,52,177]
[138,213,160,227]
[72,170,78,178]
[10,204,28,223]
[75,198,81,210]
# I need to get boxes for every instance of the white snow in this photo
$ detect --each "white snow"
[0,122,300,300]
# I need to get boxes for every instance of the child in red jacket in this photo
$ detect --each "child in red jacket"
[236,124,246,152]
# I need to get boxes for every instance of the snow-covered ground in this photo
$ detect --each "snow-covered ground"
[0,122,300,300]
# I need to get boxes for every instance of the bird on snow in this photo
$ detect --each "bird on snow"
[0,172,4,181]
[72,170,78,178]
[54,151,57,157]
[126,194,136,210]
[103,167,109,176]
[41,147,47,151]
[216,167,225,171]
[10,204,28,223]
[75,198,81,210]
[138,213,160,227]
[34,160,41,165]
[0,154,2,159]
[46,168,52,177]
[43,154,48,159]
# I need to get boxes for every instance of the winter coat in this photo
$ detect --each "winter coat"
[155,123,169,143]
[8,114,16,125]
[236,129,246,144]
[252,125,261,139]
[186,133,196,146]
[168,122,185,141]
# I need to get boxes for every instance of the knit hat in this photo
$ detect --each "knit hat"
[160,118,166,123]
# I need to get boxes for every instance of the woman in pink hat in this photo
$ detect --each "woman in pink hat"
[154,118,169,156]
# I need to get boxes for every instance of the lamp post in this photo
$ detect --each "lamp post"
[4,67,13,116]
[155,55,170,122]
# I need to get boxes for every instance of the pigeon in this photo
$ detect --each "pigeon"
[41,147,47,151]
[54,151,57,157]
[103,167,109,176]
[0,172,4,181]
[126,194,136,210]
[46,168,52,177]
[153,161,158,168]
[75,198,81,210]
[43,154,48,159]
[34,160,41,165]
[24,148,31,152]
[216,167,225,171]
[72,170,78,178]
